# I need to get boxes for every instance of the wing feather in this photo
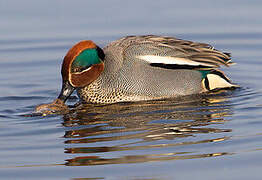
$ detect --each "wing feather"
[118,35,235,70]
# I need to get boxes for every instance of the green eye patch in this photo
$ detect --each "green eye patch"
[71,48,102,73]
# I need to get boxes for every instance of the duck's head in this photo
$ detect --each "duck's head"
[57,40,105,102]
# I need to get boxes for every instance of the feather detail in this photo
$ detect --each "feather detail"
[137,55,214,67]
[137,54,230,69]
[202,70,238,90]
[206,74,235,90]
[116,35,235,70]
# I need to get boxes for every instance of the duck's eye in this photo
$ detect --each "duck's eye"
[71,48,101,73]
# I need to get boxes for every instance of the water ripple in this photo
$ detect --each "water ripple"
[56,91,239,166]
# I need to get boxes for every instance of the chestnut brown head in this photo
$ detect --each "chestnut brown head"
[57,40,105,102]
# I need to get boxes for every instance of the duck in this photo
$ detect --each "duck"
[57,35,237,104]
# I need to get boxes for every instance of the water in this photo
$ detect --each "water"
[1,0,262,179]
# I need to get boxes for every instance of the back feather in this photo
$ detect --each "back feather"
[122,35,235,70]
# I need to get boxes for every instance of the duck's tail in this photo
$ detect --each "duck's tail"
[202,70,238,91]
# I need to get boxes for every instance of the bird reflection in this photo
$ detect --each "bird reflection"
[62,91,235,166]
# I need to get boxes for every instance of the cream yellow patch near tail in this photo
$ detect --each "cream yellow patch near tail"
[202,70,238,91]
[207,74,235,90]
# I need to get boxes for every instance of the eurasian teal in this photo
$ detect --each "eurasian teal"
[57,35,237,104]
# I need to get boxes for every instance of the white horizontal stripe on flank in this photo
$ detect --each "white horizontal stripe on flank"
[137,55,202,66]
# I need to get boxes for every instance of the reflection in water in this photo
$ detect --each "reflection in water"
[62,91,235,166]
